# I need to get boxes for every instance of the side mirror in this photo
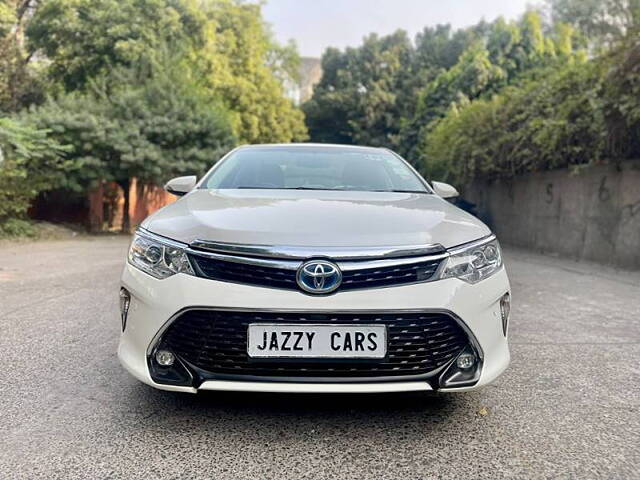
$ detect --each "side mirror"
[165,175,197,197]
[432,181,459,199]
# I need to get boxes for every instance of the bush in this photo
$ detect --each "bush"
[0,117,68,227]
[0,218,37,238]
[422,60,610,185]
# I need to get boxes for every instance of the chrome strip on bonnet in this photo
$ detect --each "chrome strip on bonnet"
[186,247,448,272]
[185,248,302,270]
[337,253,448,271]
[189,240,446,260]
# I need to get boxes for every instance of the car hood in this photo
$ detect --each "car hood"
[142,189,491,249]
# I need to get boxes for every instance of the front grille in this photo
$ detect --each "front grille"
[159,310,469,378]
[341,261,440,290]
[190,255,298,290]
[188,253,442,292]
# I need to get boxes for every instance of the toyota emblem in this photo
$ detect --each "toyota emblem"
[296,260,342,294]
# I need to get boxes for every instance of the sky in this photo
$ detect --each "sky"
[263,0,534,57]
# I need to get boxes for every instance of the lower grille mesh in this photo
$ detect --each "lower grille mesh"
[160,310,469,378]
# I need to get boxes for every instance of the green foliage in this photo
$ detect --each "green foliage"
[414,24,477,74]
[401,42,507,162]
[422,12,640,187]
[547,0,640,48]
[24,61,236,229]
[303,31,415,149]
[0,0,308,230]
[601,27,640,156]
[0,1,46,112]
[304,11,581,164]
[403,12,579,163]
[0,117,69,225]
[196,0,307,144]
[0,218,37,238]
[422,58,631,184]
[27,0,206,92]
[0,1,15,38]
[26,0,307,145]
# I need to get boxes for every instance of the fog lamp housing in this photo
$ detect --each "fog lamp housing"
[148,346,194,387]
[439,346,482,388]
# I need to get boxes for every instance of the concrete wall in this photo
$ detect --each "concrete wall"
[465,161,640,270]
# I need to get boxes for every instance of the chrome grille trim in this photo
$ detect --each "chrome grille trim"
[186,247,448,272]
[185,248,302,270]
[186,240,448,292]
[338,253,448,271]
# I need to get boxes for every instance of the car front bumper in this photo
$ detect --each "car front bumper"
[118,263,510,394]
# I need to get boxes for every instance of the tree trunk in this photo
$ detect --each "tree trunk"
[120,178,131,234]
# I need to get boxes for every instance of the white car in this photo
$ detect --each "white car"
[118,144,510,394]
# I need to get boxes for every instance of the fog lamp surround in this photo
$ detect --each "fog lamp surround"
[439,346,482,388]
[148,346,194,386]
[119,288,131,332]
[439,236,502,284]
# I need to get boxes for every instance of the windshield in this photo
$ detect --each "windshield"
[201,146,430,193]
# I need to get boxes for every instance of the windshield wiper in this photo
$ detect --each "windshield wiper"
[236,186,345,191]
[234,186,429,193]
[289,186,345,191]
[371,189,431,194]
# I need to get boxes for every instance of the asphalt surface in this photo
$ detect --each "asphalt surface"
[1,236,638,479]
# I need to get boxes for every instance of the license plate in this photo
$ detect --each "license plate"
[247,324,387,359]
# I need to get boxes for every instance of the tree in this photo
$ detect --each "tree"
[0,116,68,232]
[1,0,308,232]
[196,0,307,144]
[399,42,506,162]
[546,0,640,48]
[26,0,206,92]
[26,0,308,145]
[414,24,477,74]
[601,25,640,156]
[302,47,356,145]
[304,11,579,164]
[422,60,608,184]
[0,0,44,112]
[304,31,414,149]
[26,63,236,231]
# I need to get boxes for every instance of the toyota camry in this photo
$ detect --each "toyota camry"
[118,144,511,393]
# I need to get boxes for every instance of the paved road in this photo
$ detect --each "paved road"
[1,237,638,479]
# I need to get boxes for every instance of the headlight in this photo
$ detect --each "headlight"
[439,236,502,284]
[128,231,194,279]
